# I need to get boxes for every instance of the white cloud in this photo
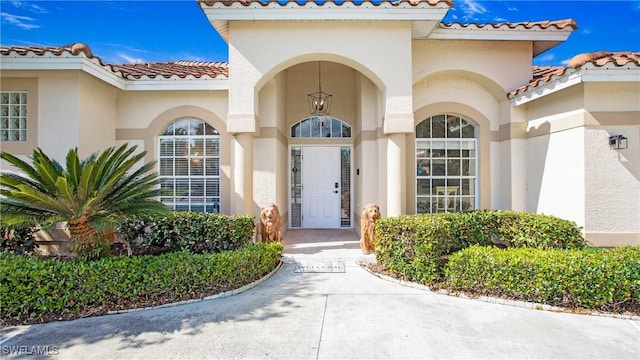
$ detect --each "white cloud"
[507,6,518,12]
[457,0,488,21]
[537,53,555,63]
[117,52,145,64]
[1,12,39,30]
[10,1,47,14]
[561,58,572,66]
[581,28,592,35]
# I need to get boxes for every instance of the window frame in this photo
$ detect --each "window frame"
[415,114,479,214]
[157,118,221,213]
[0,78,38,154]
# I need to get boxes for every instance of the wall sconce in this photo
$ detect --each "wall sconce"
[609,135,628,150]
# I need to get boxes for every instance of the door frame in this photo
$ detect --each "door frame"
[288,144,353,229]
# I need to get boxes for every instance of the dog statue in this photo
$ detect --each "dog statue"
[360,203,381,255]
[260,203,282,243]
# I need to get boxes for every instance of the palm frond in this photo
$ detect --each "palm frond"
[65,147,82,191]
[0,151,49,192]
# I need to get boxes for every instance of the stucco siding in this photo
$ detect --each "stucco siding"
[285,62,356,129]
[527,127,586,229]
[526,85,584,123]
[413,73,501,131]
[38,72,81,163]
[584,82,640,112]
[584,126,640,234]
[78,73,117,158]
[115,90,228,130]
[412,39,532,93]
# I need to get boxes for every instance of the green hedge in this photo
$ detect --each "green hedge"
[118,211,255,254]
[1,242,283,324]
[374,210,586,284]
[1,225,38,255]
[445,245,640,313]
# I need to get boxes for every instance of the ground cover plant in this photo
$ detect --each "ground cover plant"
[1,241,283,326]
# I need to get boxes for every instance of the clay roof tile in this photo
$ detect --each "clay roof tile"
[510,51,640,98]
[441,18,577,30]
[1,43,229,80]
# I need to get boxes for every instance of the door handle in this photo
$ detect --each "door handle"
[333,190,339,194]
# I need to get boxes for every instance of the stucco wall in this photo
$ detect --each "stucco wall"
[584,82,640,112]
[584,126,640,233]
[527,126,586,228]
[228,20,413,126]
[412,39,532,94]
[31,71,82,162]
[78,73,117,158]
[284,61,356,129]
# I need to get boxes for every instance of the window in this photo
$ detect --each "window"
[1,91,27,142]
[291,116,351,138]
[158,118,220,212]
[416,114,477,214]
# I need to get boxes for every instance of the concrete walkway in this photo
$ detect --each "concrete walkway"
[1,229,639,359]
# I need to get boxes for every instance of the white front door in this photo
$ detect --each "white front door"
[302,146,341,228]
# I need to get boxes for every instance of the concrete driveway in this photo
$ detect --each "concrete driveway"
[1,230,639,359]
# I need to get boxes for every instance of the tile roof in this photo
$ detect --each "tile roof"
[198,0,453,7]
[0,43,95,58]
[0,43,228,80]
[509,51,640,97]
[111,61,228,79]
[441,19,577,31]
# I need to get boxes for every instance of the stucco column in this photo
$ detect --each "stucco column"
[232,133,254,216]
[386,133,406,217]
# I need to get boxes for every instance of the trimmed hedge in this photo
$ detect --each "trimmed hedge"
[445,245,640,313]
[0,226,38,255]
[374,210,586,284]
[118,211,255,255]
[1,242,283,325]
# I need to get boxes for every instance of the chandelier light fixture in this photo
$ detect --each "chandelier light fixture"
[308,61,332,116]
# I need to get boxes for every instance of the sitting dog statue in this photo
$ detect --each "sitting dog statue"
[260,203,283,243]
[360,203,381,254]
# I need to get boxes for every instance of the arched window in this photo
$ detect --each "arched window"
[158,118,220,212]
[291,116,351,138]
[416,114,477,214]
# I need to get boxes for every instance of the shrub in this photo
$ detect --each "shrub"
[118,212,255,255]
[374,210,586,283]
[0,226,38,255]
[445,245,640,314]
[0,242,283,324]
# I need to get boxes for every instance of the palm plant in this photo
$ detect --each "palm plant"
[0,144,169,259]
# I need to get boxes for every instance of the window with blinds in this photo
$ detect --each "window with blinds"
[158,118,220,212]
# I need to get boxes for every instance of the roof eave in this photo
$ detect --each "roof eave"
[0,54,126,89]
[509,67,640,106]
[123,78,229,91]
[199,1,451,41]
[428,27,573,43]
[1,54,230,91]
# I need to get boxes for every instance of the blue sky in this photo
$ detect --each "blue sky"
[1,0,639,66]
